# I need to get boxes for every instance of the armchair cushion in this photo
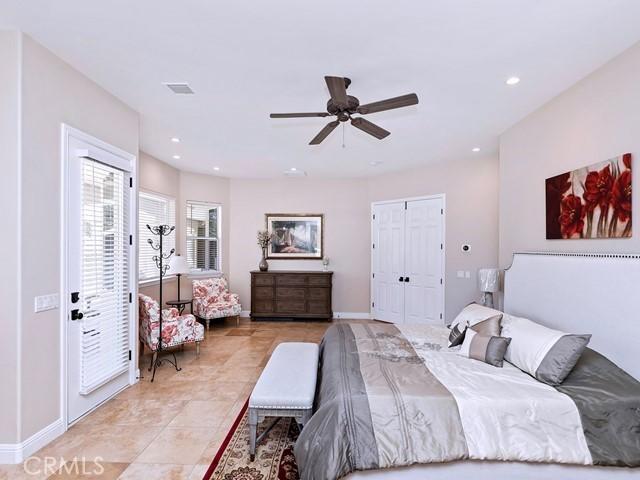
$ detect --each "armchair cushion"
[138,294,204,351]
[192,277,242,320]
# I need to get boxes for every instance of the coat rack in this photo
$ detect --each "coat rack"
[146,223,178,382]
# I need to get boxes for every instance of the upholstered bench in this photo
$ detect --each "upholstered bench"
[248,342,319,461]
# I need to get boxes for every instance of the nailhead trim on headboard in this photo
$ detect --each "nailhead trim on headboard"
[506,251,640,270]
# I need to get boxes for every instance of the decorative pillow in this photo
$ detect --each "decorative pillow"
[501,314,591,385]
[448,303,503,347]
[458,329,511,367]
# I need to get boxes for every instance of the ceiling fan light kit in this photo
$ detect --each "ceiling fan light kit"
[270,76,418,145]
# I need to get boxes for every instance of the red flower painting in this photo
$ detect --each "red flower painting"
[545,154,632,239]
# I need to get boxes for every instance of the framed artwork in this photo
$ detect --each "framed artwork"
[265,213,324,259]
[545,153,632,239]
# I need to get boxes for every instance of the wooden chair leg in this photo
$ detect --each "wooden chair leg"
[236,315,240,327]
[196,341,200,357]
[206,319,210,331]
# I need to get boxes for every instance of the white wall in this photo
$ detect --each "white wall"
[18,33,139,441]
[0,30,21,444]
[228,178,371,314]
[368,156,500,322]
[499,41,640,267]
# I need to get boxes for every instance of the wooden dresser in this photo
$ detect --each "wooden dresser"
[250,271,333,320]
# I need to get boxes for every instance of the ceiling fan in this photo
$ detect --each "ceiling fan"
[270,76,419,145]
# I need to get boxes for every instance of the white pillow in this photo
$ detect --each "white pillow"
[501,313,591,385]
[450,303,503,330]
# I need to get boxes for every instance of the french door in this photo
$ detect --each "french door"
[371,196,444,325]
[64,127,136,424]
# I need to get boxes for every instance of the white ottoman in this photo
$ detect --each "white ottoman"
[248,342,319,461]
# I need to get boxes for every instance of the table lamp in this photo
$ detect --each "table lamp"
[167,254,190,300]
[478,268,500,308]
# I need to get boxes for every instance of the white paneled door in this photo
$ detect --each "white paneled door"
[65,128,135,424]
[372,196,444,325]
[372,202,406,323]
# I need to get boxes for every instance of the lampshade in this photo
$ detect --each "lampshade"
[167,254,190,275]
[478,268,500,293]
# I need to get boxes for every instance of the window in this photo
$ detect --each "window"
[186,201,221,272]
[139,191,176,282]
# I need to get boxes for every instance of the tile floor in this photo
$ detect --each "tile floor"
[0,318,349,480]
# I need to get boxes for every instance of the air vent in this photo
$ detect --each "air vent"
[283,169,307,177]
[164,83,194,94]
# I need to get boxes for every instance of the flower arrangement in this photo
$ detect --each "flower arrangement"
[545,153,632,239]
[257,230,273,249]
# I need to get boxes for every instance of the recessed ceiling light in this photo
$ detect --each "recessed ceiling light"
[164,83,194,94]
[173,155,181,160]
[171,137,180,143]
[290,167,297,171]
[213,166,220,171]
[472,147,481,152]
[506,76,521,86]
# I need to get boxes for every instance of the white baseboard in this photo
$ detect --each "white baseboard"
[0,418,65,464]
[241,310,371,320]
[333,312,372,319]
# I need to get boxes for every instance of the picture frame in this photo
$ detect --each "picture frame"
[265,213,324,259]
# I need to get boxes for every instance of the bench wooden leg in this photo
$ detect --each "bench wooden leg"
[249,408,258,461]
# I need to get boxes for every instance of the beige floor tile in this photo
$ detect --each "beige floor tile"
[118,463,194,480]
[47,461,128,479]
[168,401,235,428]
[188,464,210,480]
[134,428,216,465]
[78,399,185,427]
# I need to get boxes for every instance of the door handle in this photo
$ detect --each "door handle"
[404,277,410,283]
[398,276,404,282]
[71,291,80,304]
[71,309,84,321]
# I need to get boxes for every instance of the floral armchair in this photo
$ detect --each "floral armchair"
[138,293,204,356]
[192,277,242,329]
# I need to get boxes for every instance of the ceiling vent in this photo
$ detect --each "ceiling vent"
[283,169,307,177]
[164,83,194,94]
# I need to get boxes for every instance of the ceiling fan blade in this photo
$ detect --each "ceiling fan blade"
[309,120,340,145]
[356,93,419,115]
[270,112,331,118]
[325,76,348,108]
[351,117,390,140]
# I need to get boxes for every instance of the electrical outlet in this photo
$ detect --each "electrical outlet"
[34,294,59,313]
[456,271,465,278]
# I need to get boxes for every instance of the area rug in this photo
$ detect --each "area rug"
[203,400,300,480]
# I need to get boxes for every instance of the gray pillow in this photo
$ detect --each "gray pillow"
[535,334,592,385]
[458,329,512,367]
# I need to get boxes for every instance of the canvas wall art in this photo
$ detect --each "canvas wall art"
[265,213,323,259]
[545,153,632,239]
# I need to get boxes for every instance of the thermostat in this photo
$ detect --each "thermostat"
[461,244,471,253]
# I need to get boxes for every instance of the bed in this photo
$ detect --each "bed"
[294,252,640,480]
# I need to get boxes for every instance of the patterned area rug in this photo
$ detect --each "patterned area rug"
[203,400,300,480]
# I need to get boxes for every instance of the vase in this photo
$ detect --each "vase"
[259,248,269,271]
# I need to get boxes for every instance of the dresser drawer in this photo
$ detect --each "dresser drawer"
[253,300,274,313]
[253,275,274,286]
[308,275,331,286]
[308,287,329,301]
[276,274,307,286]
[276,287,306,300]
[254,286,275,300]
[276,300,306,313]
[308,300,330,314]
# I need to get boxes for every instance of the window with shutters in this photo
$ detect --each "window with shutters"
[138,191,176,282]
[186,201,221,273]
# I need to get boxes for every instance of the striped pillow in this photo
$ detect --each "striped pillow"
[501,314,591,385]
[458,329,512,367]
[448,303,503,347]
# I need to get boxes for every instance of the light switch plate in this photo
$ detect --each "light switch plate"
[456,270,465,278]
[34,294,59,313]
[465,271,471,279]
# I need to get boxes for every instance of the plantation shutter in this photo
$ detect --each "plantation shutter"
[186,201,220,271]
[80,159,130,394]
[139,191,176,281]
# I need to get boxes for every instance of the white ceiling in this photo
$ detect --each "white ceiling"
[3,0,640,178]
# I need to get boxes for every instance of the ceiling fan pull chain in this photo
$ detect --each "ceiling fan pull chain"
[342,123,346,148]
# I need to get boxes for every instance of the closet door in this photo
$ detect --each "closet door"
[404,198,444,324]
[372,202,405,323]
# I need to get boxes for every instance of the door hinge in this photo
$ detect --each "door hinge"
[440,278,443,284]
[129,177,133,188]
[372,213,375,220]
[128,350,132,361]
[440,313,443,320]
[129,292,133,303]
[440,243,443,250]
[404,201,407,210]
[441,208,444,215]
[372,301,375,308]
[129,235,133,245]
[372,243,375,249]
[372,273,375,278]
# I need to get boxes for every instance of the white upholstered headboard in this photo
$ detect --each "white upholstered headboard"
[504,252,640,381]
